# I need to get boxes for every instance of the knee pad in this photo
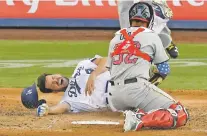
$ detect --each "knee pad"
[169,102,190,127]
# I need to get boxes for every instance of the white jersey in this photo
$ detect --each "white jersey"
[60,55,110,113]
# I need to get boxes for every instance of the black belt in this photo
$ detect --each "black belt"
[109,77,138,86]
[105,81,109,104]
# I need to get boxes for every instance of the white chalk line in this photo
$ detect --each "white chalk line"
[70,120,207,133]
[71,120,120,125]
[1,121,207,133]
[0,58,207,68]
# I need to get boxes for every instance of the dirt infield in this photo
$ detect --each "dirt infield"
[0,29,207,43]
[0,29,207,136]
[0,88,207,136]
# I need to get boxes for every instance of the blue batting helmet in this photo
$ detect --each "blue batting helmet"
[21,83,39,109]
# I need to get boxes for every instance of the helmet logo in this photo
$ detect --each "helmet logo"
[26,89,32,95]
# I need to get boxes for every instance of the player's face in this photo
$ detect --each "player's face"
[45,74,68,92]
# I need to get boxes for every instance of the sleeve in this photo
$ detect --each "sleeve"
[156,61,170,78]
[90,55,102,62]
[106,38,115,69]
[153,34,169,64]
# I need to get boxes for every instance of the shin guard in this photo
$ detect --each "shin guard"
[169,102,189,127]
[135,109,177,130]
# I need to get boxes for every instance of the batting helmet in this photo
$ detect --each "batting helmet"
[129,2,154,29]
[21,83,39,109]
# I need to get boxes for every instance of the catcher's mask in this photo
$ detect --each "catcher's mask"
[129,2,154,29]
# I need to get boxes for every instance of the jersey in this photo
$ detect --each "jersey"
[60,55,110,113]
[106,27,169,81]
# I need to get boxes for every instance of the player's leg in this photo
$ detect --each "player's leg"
[123,81,189,132]
[134,81,176,112]
[161,26,179,58]
[123,102,189,132]
[117,0,134,29]
[108,78,175,112]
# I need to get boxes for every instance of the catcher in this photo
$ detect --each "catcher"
[106,2,189,132]
[118,0,179,59]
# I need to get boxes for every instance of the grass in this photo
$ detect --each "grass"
[0,40,206,90]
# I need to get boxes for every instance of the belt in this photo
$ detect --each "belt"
[109,77,138,86]
[105,81,109,104]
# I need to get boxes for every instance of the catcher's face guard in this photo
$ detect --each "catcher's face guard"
[129,2,155,29]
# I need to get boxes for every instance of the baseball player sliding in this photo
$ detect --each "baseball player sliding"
[118,0,179,59]
[35,55,111,115]
[106,2,189,132]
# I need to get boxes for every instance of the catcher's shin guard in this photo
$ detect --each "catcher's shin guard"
[134,108,177,131]
[132,103,189,131]
[169,102,189,127]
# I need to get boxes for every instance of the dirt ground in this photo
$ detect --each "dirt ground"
[0,29,207,43]
[0,29,207,136]
[0,88,207,136]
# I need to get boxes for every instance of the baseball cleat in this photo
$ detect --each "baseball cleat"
[123,110,143,132]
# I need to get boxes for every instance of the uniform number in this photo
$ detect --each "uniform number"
[113,54,138,65]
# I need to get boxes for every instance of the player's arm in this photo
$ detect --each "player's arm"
[149,61,170,86]
[91,57,108,76]
[37,102,71,117]
[149,34,170,86]
[85,57,108,96]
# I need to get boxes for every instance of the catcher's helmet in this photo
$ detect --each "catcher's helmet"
[129,2,154,29]
[21,83,39,109]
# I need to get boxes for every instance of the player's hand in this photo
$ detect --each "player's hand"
[37,103,49,117]
[149,73,164,86]
[149,64,159,78]
[85,72,96,96]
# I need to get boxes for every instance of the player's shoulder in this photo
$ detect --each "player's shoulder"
[89,55,102,62]
[74,55,101,70]
[77,55,102,65]
[115,27,154,35]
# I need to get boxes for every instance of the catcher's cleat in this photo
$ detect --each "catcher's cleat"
[123,110,143,132]
[166,42,179,59]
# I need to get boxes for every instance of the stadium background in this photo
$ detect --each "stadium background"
[0,1,207,136]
